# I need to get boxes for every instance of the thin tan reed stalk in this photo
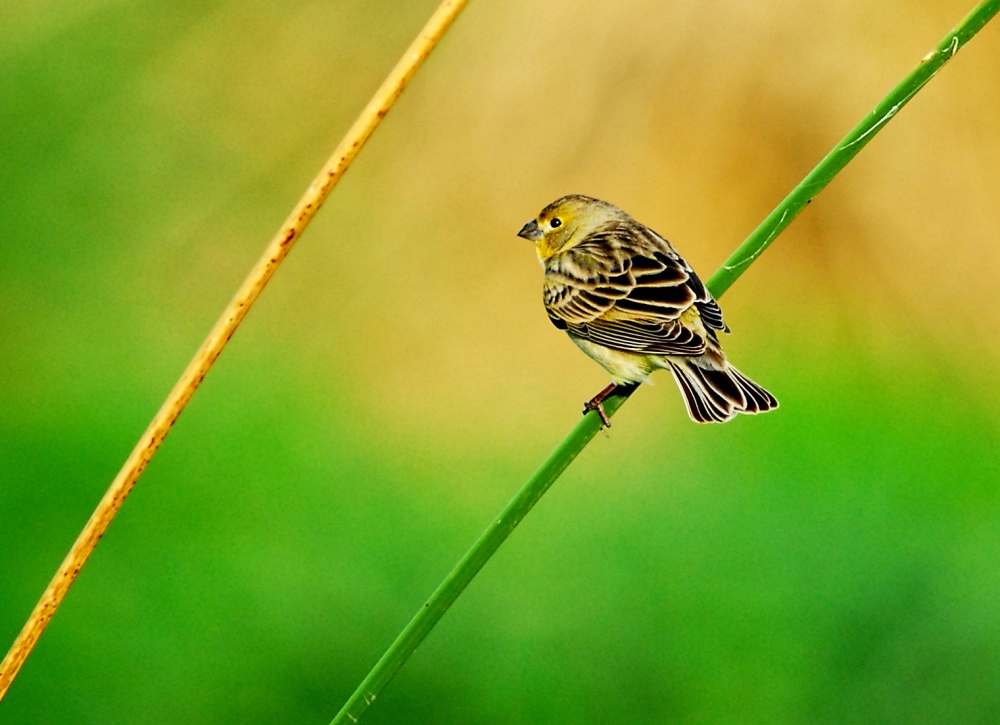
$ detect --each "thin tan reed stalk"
[0,0,469,702]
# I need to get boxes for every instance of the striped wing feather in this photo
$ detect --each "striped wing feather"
[544,223,726,357]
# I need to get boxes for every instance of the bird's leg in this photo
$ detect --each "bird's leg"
[583,382,618,428]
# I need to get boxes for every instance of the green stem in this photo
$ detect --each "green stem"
[330,3,1000,722]
[330,406,613,724]
[709,0,999,298]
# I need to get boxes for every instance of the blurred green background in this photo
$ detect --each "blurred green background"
[3,0,1000,722]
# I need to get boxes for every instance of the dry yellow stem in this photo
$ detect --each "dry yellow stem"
[0,0,469,702]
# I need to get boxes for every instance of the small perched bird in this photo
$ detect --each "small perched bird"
[518,195,777,426]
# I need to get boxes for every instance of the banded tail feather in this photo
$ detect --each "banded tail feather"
[667,358,778,423]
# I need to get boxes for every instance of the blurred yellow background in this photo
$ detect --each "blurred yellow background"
[3,0,1000,722]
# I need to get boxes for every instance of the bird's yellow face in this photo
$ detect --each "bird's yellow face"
[517,195,627,263]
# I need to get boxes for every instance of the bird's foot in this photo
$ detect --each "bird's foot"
[583,382,617,428]
[583,399,612,428]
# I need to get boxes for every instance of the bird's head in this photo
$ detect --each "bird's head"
[517,195,628,262]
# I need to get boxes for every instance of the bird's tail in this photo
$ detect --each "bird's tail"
[666,358,778,423]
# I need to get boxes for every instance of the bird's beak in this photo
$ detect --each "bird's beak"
[517,219,543,241]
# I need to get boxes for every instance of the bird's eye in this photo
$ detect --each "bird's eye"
[550,218,562,228]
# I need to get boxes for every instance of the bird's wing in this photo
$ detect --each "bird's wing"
[544,225,726,356]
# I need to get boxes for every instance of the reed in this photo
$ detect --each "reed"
[328,2,1000,723]
[0,0,470,703]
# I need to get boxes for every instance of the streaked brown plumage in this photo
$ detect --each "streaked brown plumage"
[518,194,777,425]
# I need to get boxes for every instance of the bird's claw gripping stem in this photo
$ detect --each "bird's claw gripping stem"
[583,383,618,428]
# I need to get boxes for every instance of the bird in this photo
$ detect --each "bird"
[517,194,777,426]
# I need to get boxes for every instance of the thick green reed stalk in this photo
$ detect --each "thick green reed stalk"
[331,3,1000,723]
